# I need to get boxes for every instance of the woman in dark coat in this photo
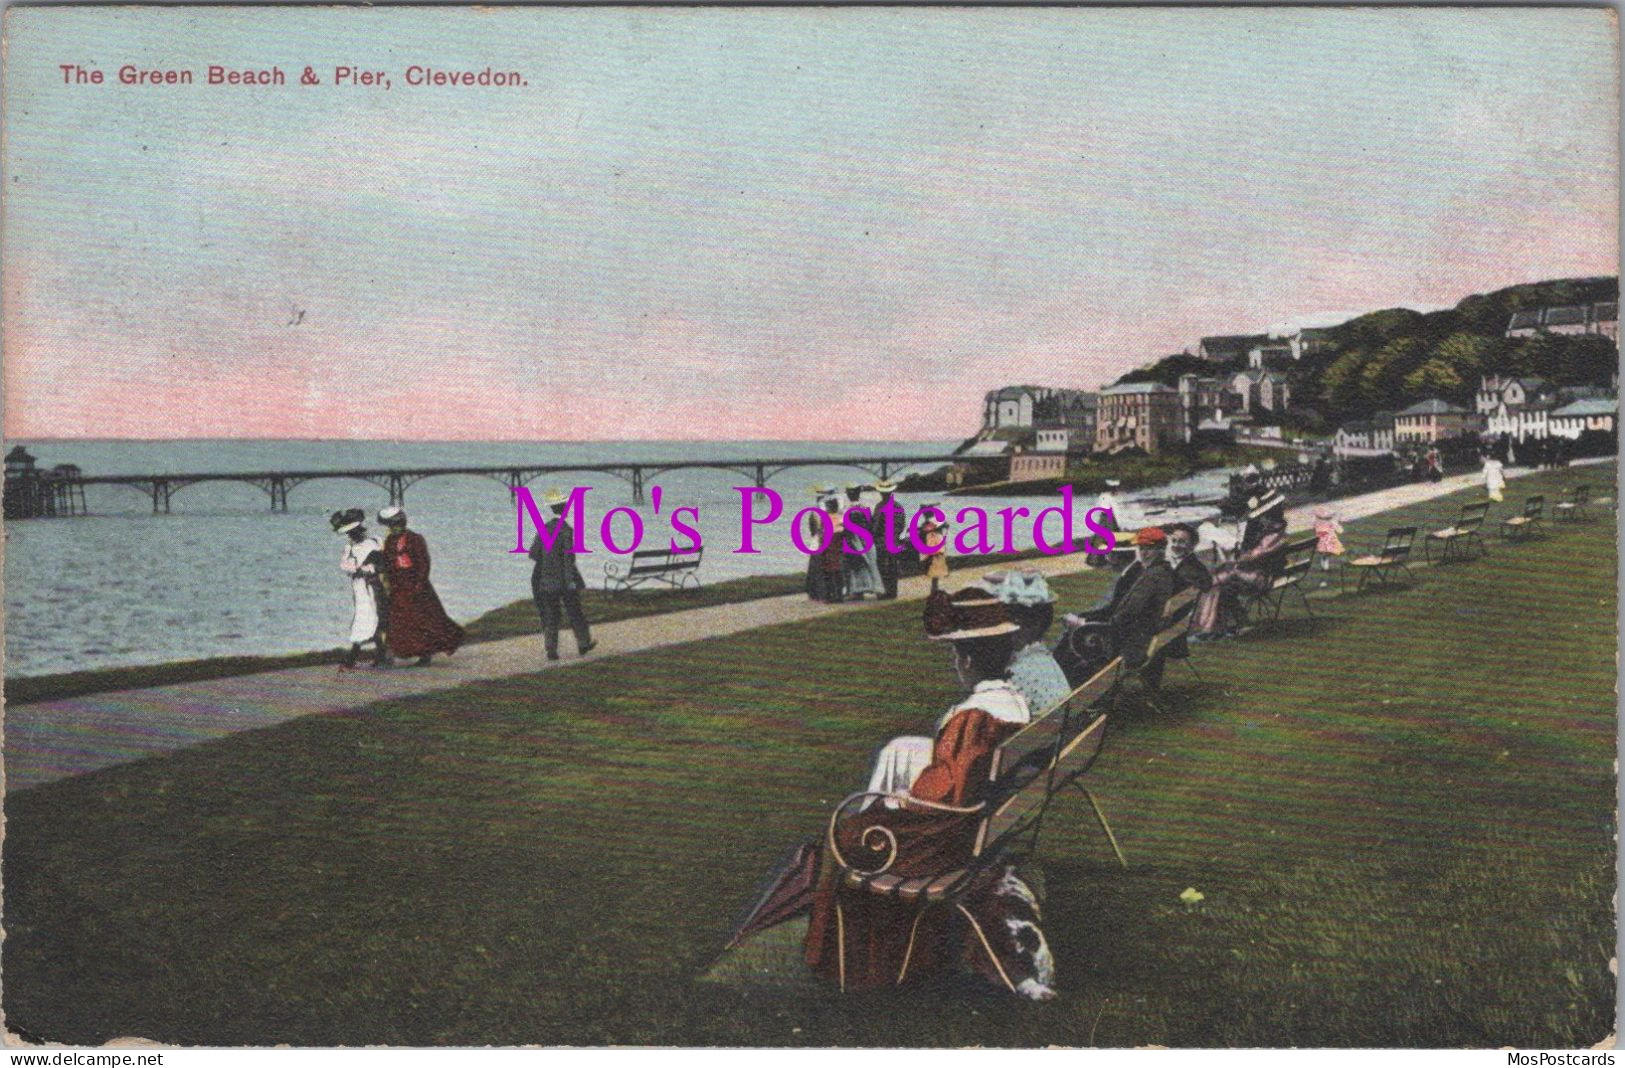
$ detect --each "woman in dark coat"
[378,507,465,666]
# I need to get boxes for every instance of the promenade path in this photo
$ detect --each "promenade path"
[4,462,1595,791]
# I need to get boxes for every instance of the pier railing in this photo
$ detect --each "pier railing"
[5,454,967,516]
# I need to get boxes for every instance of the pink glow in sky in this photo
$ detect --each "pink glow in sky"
[3,8,1617,441]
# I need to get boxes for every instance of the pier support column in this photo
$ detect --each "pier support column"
[268,478,289,512]
[630,467,644,506]
[754,463,766,490]
[151,480,172,514]
[388,474,406,507]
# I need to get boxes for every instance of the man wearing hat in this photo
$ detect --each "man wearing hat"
[527,490,597,661]
[331,508,390,668]
[378,507,465,667]
[1057,527,1174,685]
[803,587,1055,1000]
[872,481,904,599]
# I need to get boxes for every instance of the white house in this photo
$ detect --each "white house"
[1476,375,1549,417]
[1548,398,1617,439]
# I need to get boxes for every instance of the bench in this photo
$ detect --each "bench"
[1500,495,1544,541]
[1243,533,1319,624]
[1341,526,1417,593]
[1117,587,1203,714]
[824,658,1126,988]
[602,546,704,593]
[1425,501,1491,563]
[1553,484,1592,523]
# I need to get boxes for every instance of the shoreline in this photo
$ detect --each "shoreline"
[5,456,1609,706]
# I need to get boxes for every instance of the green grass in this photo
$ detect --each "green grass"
[3,464,1615,1046]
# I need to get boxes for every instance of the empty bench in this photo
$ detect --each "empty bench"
[825,658,1126,990]
[1500,496,1544,541]
[1425,501,1490,563]
[1554,484,1592,523]
[1342,526,1417,593]
[603,546,704,593]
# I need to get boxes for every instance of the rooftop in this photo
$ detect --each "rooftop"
[1395,399,1469,417]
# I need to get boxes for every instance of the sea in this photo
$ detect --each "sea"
[2,440,1238,678]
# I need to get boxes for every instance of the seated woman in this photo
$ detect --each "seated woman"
[989,567,1072,716]
[1190,491,1289,639]
[804,587,1056,1000]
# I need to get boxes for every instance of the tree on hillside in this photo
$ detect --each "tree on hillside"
[1114,353,1234,387]
[1357,337,1429,412]
[1403,359,1465,400]
[1319,348,1371,417]
[1504,333,1620,386]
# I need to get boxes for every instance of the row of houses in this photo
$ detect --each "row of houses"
[983,369,1295,460]
[1505,302,1618,341]
[1332,376,1618,457]
[1196,326,1338,364]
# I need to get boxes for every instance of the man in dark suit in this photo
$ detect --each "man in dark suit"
[1057,527,1174,685]
[529,490,597,661]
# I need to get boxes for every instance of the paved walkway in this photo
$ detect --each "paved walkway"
[4,462,1594,791]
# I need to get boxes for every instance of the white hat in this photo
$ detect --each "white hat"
[995,567,1056,607]
[542,488,570,507]
[378,505,405,524]
[874,480,898,493]
[1104,479,1122,488]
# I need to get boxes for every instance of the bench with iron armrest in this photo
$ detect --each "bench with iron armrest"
[1500,495,1544,541]
[1553,484,1592,523]
[825,659,1126,988]
[603,546,704,593]
[1341,526,1417,593]
[1242,533,1319,624]
[1425,501,1491,563]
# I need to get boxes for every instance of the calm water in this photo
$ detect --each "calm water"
[3,439,1236,677]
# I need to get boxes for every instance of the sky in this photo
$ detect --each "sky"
[3,8,1618,441]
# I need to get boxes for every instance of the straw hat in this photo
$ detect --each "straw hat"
[922,587,1021,641]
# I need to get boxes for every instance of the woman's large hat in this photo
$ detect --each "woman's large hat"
[1247,491,1287,520]
[330,507,365,534]
[378,505,406,525]
[873,480,898,493]
[923,587,1020,641]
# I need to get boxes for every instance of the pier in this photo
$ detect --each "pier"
[2,452,965,516]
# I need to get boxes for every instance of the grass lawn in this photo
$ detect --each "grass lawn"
[3,464,1615,1047]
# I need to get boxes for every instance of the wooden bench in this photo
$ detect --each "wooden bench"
[1554,484,1592,523]
[1117,587,1203,714]
[1243,533,1319,624]
[602,546,704,593]
[1500,495,1544,541]
[824,658,1126,988]
[1341,526,1417,593]
[1425,501,1491,563]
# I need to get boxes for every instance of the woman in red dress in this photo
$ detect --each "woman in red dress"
[377,507,466,666]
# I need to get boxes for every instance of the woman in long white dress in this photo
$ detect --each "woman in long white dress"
[1482,453,1507,502]
[332,508,390,668]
